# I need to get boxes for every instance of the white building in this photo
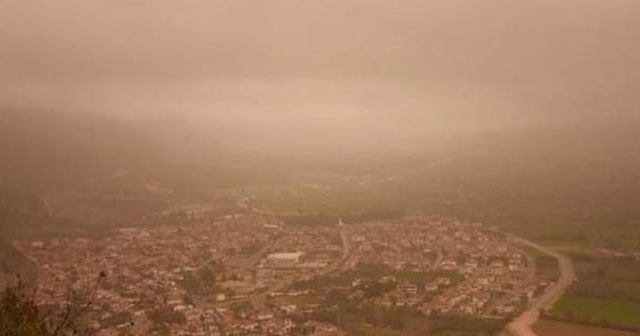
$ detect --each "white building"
[266,252,304,267]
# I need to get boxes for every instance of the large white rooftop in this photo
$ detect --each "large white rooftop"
[267,252,304,260]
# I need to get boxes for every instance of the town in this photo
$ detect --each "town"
[15,213,555,335]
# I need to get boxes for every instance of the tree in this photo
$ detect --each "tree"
[0,278,49,336]
[1,272,106,336]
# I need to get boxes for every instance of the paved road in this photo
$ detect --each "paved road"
[504,236,576,336]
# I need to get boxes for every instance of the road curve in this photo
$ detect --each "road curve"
[504,236,576,336]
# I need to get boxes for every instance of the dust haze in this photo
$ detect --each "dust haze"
[3,2,640,335]
[2,0,639,153]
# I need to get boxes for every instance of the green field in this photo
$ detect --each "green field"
[549,296,640,330]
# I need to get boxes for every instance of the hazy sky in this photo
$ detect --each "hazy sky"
[1,0,639,146]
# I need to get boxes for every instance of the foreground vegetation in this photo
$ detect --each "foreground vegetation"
[1,274,105,336]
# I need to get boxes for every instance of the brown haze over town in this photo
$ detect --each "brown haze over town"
[1,1,640,336]
[2,0,640,149]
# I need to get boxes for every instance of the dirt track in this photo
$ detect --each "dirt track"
[503,236,576,336]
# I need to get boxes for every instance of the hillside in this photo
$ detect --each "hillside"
[0,109,159,191]
[0,109,292,238]
[0,109,165,237]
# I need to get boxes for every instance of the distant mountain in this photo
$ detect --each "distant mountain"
[0,109,163,237]
[0,109,159,192]
[0,108,288,239]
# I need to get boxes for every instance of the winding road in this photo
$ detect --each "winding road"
[504,235,576,336]
[236,195,573,335]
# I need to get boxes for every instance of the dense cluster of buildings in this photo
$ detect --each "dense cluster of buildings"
[270,216,552,319]
[16,215,344,335]
[15,213,553,335]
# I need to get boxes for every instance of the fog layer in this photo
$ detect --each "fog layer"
[1,0,639,150]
